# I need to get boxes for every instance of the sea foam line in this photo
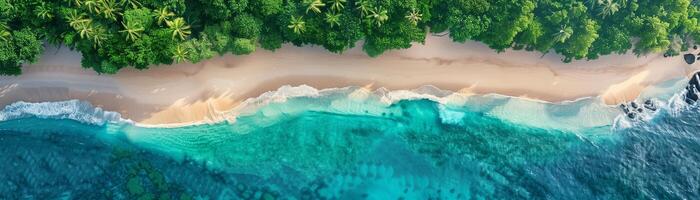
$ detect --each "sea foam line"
[0,85,618,128]
[0,82,687,129]
[0,99,132,126]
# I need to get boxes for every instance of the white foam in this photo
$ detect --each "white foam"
[126,83,646,130]
[3,78,690,131]
[0,100,131,126]
[218,85,622,131]
[437,104,467,125]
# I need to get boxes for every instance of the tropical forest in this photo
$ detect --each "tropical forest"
[1,0,699,74]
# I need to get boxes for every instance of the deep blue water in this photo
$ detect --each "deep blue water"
[0,85,699,199]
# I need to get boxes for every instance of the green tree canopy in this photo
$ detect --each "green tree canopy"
[3,0,700,74]
[0,28,43,75]
[232,14,262,39]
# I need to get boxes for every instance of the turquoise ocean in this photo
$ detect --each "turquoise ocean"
[1,78,699,199]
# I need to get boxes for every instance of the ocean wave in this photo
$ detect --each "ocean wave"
[199,84,622,132]
[0,100,131,126]
[0,85,634,131]
[1,78,692,131]
[233,84,596,115]
[141,75,696,131]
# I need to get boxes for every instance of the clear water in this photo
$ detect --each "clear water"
[0,82,699,199]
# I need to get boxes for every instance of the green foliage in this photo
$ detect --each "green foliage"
[232,14,261,38]
[166,17,191,40]
[635,16,671,54]
[204,23,234,53]
[480,0,536,51]
[557,19,599,61]
[230,0,249,13]
[250,0,283,16]
[0,38,22,74]
[199,0,233,21]
[12,29,43,64]
[0,28,42,75]
[260,26,283,51]
[232,38,256,55]
[123,8,154,29]
[0,0,13,17]
[182,36,214,63]
[4,0,700,74]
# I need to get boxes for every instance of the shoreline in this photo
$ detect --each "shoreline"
[1,36,698,125]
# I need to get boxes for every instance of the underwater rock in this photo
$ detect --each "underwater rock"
[316,163,468,199]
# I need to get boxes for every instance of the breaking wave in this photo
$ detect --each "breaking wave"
[0,100,130,126]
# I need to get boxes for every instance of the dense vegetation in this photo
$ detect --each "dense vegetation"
[1,0,700,74]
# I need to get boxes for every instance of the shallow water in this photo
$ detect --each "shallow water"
[0,82,699,199]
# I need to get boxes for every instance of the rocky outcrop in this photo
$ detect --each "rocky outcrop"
[620,99,659,120]
[684,54,696,64]
[686,71,700,104]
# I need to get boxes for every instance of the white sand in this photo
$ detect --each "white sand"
[1,35,697,125]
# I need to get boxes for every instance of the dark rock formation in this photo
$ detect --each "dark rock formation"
[684,54,696,64]
[685,71,700,104]
[621,101,643,119]
[620,99,660,119]
[644,99,657,111]
[620,104,629,113]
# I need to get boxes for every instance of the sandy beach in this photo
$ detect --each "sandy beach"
[0,35,697,125]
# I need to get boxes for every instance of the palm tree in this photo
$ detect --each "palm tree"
[328,0,346,12]
[82,0,100,13]
[553,25,573,43]
[0,23,10,42]
[119,21,144,41]
[35,3,54,20]
[598,0,619,18]
[172,45,188,63]
[166,17,191,40]
[325,12,341,27]
[355,0,370,16]
[287,16,305,34]
[305,0,326,14]
[67,0,84,7]
[405,9,422,26]
[367,8,388,27]
[65,10,90,28]
[99,0,121,21]
[154,7,175,26]
[119,0,142,9]
[586,0,600,9]
[91,24,109,47]
[619,0,627,8]
[0,30,9,42]
[75,20,94,39]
